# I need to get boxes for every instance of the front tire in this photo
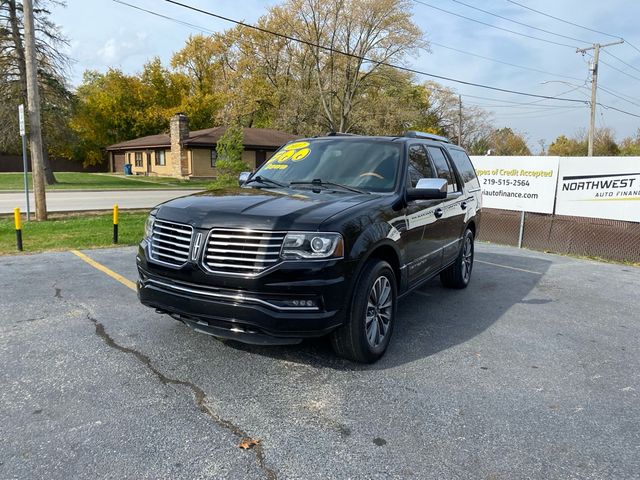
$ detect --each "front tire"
[440,229,474,289]
[331,259,397,363]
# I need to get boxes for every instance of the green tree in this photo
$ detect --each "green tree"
[212,124,246,187]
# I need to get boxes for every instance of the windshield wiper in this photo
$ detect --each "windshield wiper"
[289,179,369,195]
[244,175,287,188]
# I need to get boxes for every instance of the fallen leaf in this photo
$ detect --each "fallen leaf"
[238,438,260,450]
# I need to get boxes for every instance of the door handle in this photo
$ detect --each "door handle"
[461,201,467,210]
[434,208,443,219]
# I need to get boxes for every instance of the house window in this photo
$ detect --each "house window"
[134,152,143,167]
[211,149,218,167]
[155,150,166,166]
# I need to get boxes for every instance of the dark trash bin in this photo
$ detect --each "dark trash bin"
[124,164,132,175]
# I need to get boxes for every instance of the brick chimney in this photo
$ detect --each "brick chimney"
[170,113,189,177]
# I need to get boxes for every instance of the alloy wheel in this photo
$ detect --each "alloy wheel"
[462,236,473,282]
[365,275,393,348]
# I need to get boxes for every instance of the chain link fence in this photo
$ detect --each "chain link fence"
[478,208,640,263]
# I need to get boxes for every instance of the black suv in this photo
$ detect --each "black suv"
[137,132,482,362]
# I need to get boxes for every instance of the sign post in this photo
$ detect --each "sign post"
[18,104,30,221]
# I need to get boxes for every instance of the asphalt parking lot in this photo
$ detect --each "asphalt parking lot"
[1,243,638,479]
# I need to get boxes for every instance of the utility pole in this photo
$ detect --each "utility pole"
[23,0,47,220]
[576,39,624,156]
[458,94,462,146]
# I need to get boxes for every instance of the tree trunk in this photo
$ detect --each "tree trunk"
[8,0,57,185]
[23,0,47,220]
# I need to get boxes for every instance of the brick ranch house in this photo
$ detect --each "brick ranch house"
[106,114,299,178]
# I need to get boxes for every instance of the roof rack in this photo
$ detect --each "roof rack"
[325,131,357,136]
[402,131,450,143]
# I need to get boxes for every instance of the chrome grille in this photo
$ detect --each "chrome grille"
[203,228,285,276]
[150,219,193,266]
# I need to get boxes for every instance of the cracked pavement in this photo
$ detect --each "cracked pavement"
[0,244,639,479]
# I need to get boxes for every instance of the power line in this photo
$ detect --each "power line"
[504,0,621,40]
[136,0,590,103]
[598,103,640,118]
[430,41,584,81]
[448,0,592,44]
[598,86,640,109]
[466,101,585,110]
[110,0,588,86]
[412,0,577,48]
[460,92,581,107]
[505,0,640,58]
[492,107,585,119]
[596,84,640,105]
[599,58,640,83]
[602,49,640,75]
[114,0,640,119]
[109,1,218,34]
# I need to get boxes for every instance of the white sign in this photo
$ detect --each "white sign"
[18,104,25,136]
[470,156,559,214]
[555,156,640,222]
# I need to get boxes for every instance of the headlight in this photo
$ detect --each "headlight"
[144,214,155,239]
[280,232,344,260]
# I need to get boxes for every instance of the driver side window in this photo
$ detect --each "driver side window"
[407,144,434,187]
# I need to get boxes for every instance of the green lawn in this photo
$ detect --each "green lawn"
[0,212,147,254]
[0,172,211,190]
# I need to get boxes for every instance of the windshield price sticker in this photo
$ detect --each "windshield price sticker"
[266,142,311,169]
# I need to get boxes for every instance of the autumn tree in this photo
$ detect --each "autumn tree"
[242,0,425,133]
[484,128,531,156]
[593,127,620,156]
[548,128,620,156]
[170,33,238,129]
[619,129,640,156]
[416,82,493,148]
[69,61,185,165]
[548,134,586,156]
[0,0,72,183]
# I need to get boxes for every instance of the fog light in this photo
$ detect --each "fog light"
[286,299,317,308]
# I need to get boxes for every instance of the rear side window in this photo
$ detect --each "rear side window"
[426,146,458,193]
[407,144,434,187]
[448,149,480,190]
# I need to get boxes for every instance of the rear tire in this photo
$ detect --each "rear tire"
[331,259,397,363]
[440,229,474,289]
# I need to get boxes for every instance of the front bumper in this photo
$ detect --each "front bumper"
[136,241,353,344]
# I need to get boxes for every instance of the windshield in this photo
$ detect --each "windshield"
[252,138,401,193]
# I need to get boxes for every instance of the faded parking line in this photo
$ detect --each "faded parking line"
[68,249,542,294]
[475,259,543,275]
[71,250,136,291]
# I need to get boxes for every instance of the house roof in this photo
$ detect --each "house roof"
[106,126,299,151]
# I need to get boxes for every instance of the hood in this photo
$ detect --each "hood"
[155,186,378,231]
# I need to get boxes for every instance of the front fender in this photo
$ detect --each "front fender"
[345,222,405,298]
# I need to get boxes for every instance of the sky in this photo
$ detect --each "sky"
[51,0,640,151]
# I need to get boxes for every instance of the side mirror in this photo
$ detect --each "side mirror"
[406,178,447,201]
[238,171,251,186]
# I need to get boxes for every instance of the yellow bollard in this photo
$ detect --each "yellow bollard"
[113,204,119,244]
[14,207,23,251]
